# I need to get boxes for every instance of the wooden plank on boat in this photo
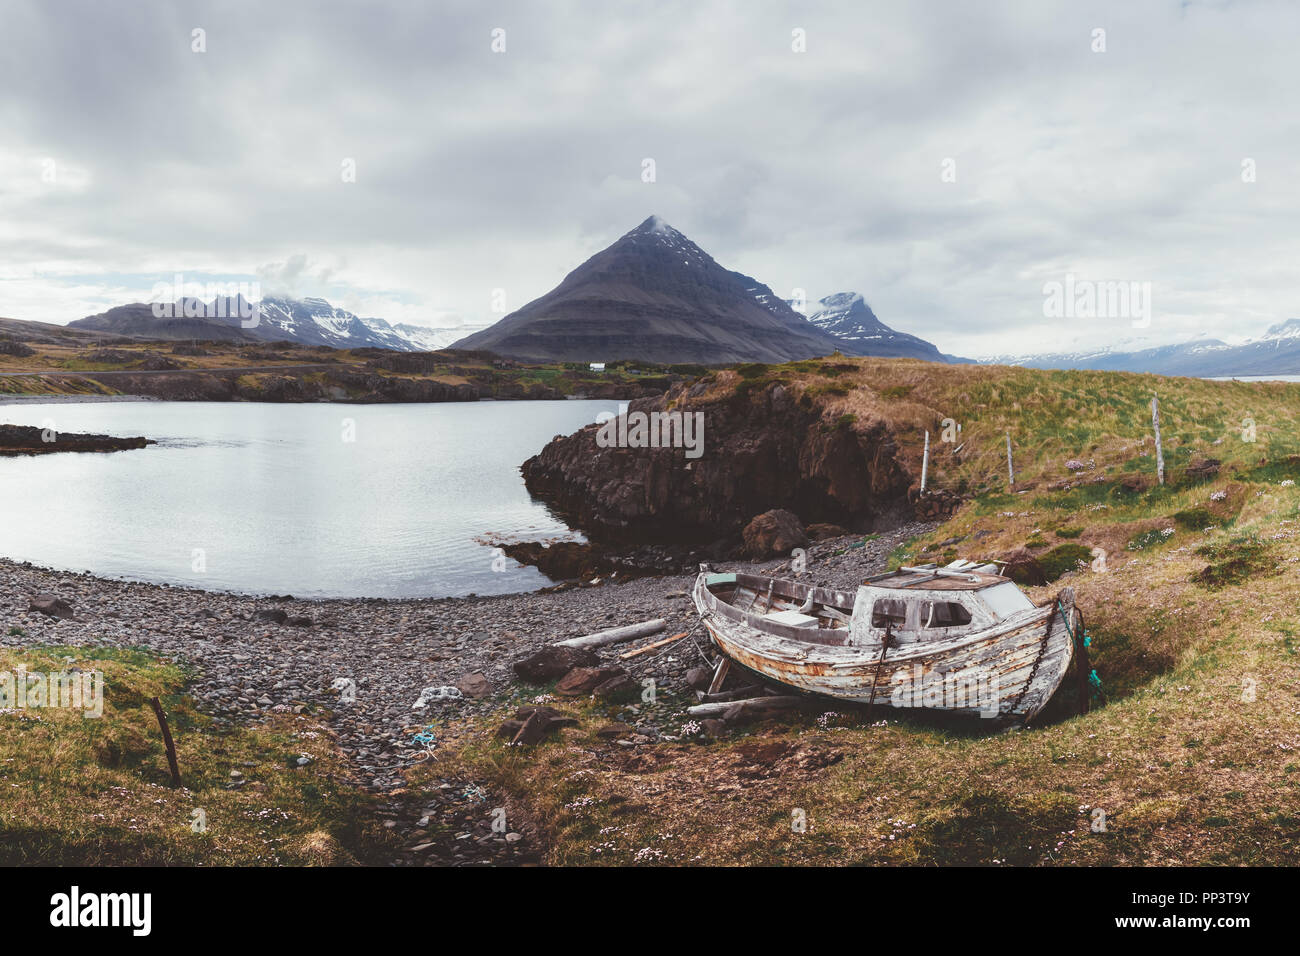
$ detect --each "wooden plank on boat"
[619,631,688,660]
[686,695,807,717]
[821,606,851,625]
[555,618,666,650]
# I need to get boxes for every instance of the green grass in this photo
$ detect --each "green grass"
[0,645,395,865]
[1192,534,1278,590]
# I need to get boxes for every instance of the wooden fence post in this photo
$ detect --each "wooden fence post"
[1151,395,1165,485]
[1005,432,1015,487]
[149,696,183,787]
[920,430,930,493]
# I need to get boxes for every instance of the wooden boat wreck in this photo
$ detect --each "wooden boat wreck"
[691,560,1083,724]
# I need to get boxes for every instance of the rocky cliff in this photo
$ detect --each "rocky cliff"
[520,373,917,544]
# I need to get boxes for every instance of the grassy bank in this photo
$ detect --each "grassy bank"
[416,357,1300,865]
[0,644,395,865]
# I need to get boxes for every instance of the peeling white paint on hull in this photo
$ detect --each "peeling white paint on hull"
[692,570,1077,724]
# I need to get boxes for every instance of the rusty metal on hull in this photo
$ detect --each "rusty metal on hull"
[692,571,1077,723]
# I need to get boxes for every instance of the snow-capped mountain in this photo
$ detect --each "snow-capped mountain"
[71,295,489,353]
[980,320,1300,376]
[793,292,970,363]
[452,215,847,363]
[252,297,486,350]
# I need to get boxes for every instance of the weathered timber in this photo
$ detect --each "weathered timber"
[149,696,182,787]
[706,656,731,695]
[619,631,688,660]
[1151,395,1165,485]
[686,695,809,718]
[920,430,930,492]
[555,618,666,650]
[697,684,764,703]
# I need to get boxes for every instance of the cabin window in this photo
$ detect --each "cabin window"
[979,582,1036,617]
[871,599,908,628]
[920,601,972,628]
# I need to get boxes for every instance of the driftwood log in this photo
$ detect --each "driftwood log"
[696,684,764,703]
[555,618,666,650]
[619,631,688,660]
[686,695,809,718]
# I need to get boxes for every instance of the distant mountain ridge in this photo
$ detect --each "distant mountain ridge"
[66,218,969,364]
[981,319,1300,376]
[796,292,970,363]
[69,296,487,352]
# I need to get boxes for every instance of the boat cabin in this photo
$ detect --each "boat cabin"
[696,560,1040,649]
[848,561,1036,645]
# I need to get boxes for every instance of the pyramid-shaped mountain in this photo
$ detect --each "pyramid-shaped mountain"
[452,216,845,363]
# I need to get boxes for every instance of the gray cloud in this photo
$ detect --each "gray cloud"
[0,0,1296,355]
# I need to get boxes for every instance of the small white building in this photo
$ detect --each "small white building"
[589,362,606,372]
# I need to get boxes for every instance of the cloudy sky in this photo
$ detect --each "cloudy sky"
[1,0,1296,357]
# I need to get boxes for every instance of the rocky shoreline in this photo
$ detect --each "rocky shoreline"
[0,422,154,455]
[0,519,931,865]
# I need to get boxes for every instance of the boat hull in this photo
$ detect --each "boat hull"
[692,572,1076,723]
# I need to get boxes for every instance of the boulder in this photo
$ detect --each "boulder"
[701,718,729,737]
[514,705,569,722]
[555,665,627,697]
[806,522,849,540]
[511,711,551,745]
[742,509,808,559]
[495,719,526,740]
[684,665,714,692]
[255,608,288,624]
[592,673,639,703]
[28,594,74,619]
[456,672,492,698]
[501,706,578,746]
[594,722,635,740]
[512,645,600,683]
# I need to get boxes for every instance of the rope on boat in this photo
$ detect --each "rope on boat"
[683,614,713,664]
[1059,603,1106,707]
[640,613,711,666]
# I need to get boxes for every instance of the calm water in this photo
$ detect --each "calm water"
[0,400,619,598]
